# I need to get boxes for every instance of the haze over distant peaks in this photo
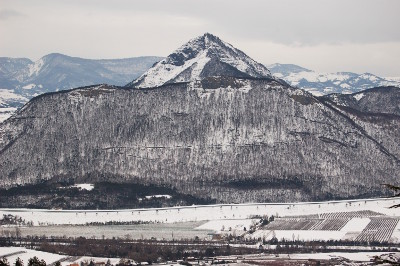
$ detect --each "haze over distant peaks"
[128,33,273,88]
[0,55,162,121]
[268,63,400,96]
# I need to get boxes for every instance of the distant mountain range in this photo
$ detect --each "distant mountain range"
[0,54,162,121]
[1,52,399,122]
[268,63,400,96]
[0,33,398,209]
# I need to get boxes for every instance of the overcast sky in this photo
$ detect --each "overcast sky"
[1,0,399,76]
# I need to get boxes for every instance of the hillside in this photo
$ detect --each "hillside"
[0,34,398,208]
[0,80,399,208]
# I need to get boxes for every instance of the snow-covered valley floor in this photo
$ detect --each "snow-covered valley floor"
[1,197,398,225]
[0,246,399,266]
[1,197,399,243]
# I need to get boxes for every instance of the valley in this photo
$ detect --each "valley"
[2,0,400,264]
[1,197,400,265]
[1,197,399,242]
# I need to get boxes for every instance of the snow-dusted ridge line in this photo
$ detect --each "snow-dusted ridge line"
[268,63,400,96]
[129,33,273,88]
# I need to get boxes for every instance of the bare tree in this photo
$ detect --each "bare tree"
[383,184,400,208]
[0,257,10,266]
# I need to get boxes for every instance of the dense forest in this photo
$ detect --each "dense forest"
[0,78,399,206]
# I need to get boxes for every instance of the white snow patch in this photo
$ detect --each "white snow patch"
[73,184,94,191]
[340,83,350,89]
[0,108,17,123]
[135,51,210,88]
[196,219,256,232]
[0,247,123,266]
[391,219,400,242]
[0,247,65,265]
[258,230,346,242]
[305,89,323,96]
[385,76,400,82]
[22,84,36,90]
[0,89,29,104]
[28,59,44,77]
[340,217,370,232]
[286,251,396,262]
[61,256,123,266]
[145,195,172,199]
[353,93,365,101]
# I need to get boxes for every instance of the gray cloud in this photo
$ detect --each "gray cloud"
[0,0,399,76]
[103,0,400,45]
[0,9,24,20]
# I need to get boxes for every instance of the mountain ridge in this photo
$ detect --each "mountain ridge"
[0,33,399,208]
[0,79,398,208]
[0,54,162,121]
[0,55,162,101]
[128,33,273,88]
[268,63,400,95]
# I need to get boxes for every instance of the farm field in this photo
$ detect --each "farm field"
[1,197,399,243]
[17,221,212,240]
[1,197,399,226]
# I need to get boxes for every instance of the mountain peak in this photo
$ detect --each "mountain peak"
[127,33,272,88]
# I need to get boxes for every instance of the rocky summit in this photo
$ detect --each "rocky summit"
[0,34,399,209]
[127,33,273,88]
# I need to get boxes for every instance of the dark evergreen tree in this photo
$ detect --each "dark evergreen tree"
[14,258,23,266]
[27,257,46,266]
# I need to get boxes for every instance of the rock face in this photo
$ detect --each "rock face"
[0,34,399,207]
[127,33,273,88]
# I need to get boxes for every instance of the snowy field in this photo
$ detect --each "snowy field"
[0,247,399,265]
[0,197,398,226]
[0,247,64,265]
[1,197,399,242]
[235,252,400,264]
[18,221,212,240]
[0,247,122,266]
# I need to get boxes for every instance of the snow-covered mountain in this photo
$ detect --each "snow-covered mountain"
[268,63,400,96]
[1,34,399,208]
[128,33,273,88]
[0,54,162,121]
